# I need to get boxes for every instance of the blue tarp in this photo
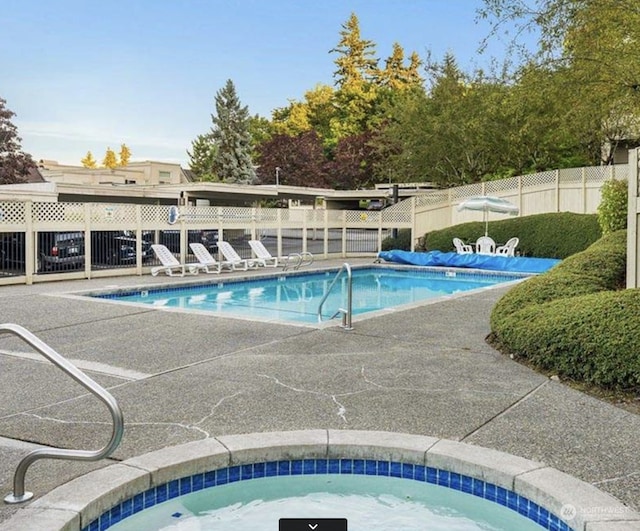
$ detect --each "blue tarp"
[377,250,560,274]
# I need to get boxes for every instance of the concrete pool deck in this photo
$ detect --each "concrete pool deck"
[0,259,638,529]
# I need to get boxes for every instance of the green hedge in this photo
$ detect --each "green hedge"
[423,212,602,259]
[381,228,412,251]
[490,230,640,391]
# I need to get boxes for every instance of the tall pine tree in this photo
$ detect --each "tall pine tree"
[187,133,218,181]
[210,79,256,184]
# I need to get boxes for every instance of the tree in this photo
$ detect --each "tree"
[376,43,424,90]
[210,79,256,184]
[187,133,218,181]
[102,147,118,169]
[0,97,36,184]
[81,151,97,168]
[256,131,329,188]
[118,144,131,166]
[326,131,381,189]
[331,12,378,89]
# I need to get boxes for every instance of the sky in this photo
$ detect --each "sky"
[1,0,524,167]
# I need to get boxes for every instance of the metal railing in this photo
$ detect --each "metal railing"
[317,263,353,330]
[1,323,124,504]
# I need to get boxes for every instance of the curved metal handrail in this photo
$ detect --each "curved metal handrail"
[317,263,353,330]
[1,323,124,504]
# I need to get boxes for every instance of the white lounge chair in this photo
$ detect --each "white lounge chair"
[217,241,262,270]
[150,244,199,277]
[496,237,519,257]
[248,239,314,270]
[452,237,473,254]
[189,243,231,274]
[475,236,496,255]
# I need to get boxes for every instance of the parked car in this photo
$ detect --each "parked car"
[39,232,85,271]
[90,231,153,266]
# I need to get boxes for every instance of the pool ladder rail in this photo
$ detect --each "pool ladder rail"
[1,323,124,504]
[317,263,353,330]
[281,251,314,271]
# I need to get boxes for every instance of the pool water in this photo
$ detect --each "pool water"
[95,267,518,325]
[109,475,543,530]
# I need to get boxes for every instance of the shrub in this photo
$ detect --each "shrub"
[381,228,412,251]
[490,229,638,391]
[423,212,601,259]
[597,179,628,234]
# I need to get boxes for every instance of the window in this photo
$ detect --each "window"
[158,171,171,184]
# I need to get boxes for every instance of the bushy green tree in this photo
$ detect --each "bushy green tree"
[210,79,256,184]
[187,133,218,181]
[597,179,628,234]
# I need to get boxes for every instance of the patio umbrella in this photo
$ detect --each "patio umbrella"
[456,196,519,237]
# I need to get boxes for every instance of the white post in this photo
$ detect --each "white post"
[627,149,640,288]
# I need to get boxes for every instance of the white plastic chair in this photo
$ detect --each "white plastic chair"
[475,236,496,255]
[150,244,199,277]
[496,237,519,257]
[217,241,262,270]
[189,243,231,274]
[248,240,279,267]
[452,238,473,254]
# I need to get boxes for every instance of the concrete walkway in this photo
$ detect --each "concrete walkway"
[0,260,638,527]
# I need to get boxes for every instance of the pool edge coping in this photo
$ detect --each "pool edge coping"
[1,430,638,531]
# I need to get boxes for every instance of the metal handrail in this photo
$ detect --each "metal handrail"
[1,323,124,504]
[282,252,314,271]
[317,263,353,330]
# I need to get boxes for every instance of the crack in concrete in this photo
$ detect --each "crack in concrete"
[258,374,367,423]
[593,470,640,485]
[21,391,244,440]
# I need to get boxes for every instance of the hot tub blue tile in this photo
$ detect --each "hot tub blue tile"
[291,460,303,475]
[461,475,472,494]
[390,462,402,478]
[121,498,133,518]
[450,472,461,490]
[365,460,377,475]
[426,467,437,484]
[180,477,192,495]
[328,459,340,474]
[168,479,180,499]
[414,465,426,482]
[192,473,204,492]
[229,465,241,482]
[401,463,413,479]
[303,459,315,474]
[143,488,156,508]
[340,459,353,474]
[485,483,496,502]
[496,486,508,506]
[254,462,266,478]
[377,461,389,476]
[437,469,450,487]
[353,459,365,475]
[241,464,253,480]
[315,459,328,474]
[217,468,229,485]
[278,461,290,476]
[204,471,216,487]
[266,461,278,477]
[472,478,484,497]
[133,493,144,513]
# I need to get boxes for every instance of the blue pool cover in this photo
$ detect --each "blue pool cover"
[378,250,561,274]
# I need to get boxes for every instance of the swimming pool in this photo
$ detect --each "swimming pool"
[89,266,523,326]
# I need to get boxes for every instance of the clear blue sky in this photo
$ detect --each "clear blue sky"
[1,0,520,167]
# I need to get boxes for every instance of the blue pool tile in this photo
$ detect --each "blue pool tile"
[390,462,402,478]
[401,463,414,479]
[87,520,99,531]
[340,459,353,474]
[377,461,390,476]
[204,471,216,487]
[414,465,426,482]
[143,488,156,508]
[133,493,144,513]
[436,469,450,487]
[496,486,508,506]
[110,504,121,523]
[180,477,192,495]
[192,473,204,492]
[168,479,180,499]
[266,461,278,477]
[461,475,473,493]
[278,461,290,476]
[450,472,461,490]
[485,483,497,501]
[426,467,437,484]
[156,484,168,503]
[538,507,550,527]
[121,498,133,518]
[229,466,241,483]
[353,459,365,475]
[99,514,110,531]
[241,464,253,480]
[315,460,328,474]
[472,478,485,498]
[303,459,315,474]
[365,460,377,475]
[291,460,303,475]
[217,468,229,485]
[254,462,266,478]
[328,459,340,474]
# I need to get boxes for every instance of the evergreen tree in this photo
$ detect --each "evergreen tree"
[81,151,97,168]
[0,97,35,184]
[210,79,256,184]
[187,133,218,181]
[331,12,378,89]
[102,147,118,169]
[118,143,131,166]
